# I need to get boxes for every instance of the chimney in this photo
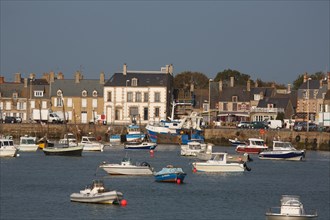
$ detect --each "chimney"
[219,80,223,91]
[50,71,55,83]
[57,72,64,79]
[303,72,308,83]
[75,71,81,83]
[29,73,36,80]
[14,73,21,83]
[287,84,291,93]
[100,71,105,84]
[0,76,4,84]
[123,63,127,75]
[230,76,234,87]
[255,80,258,88]
[247,80,251,91]
[24,78,28,88]
[169,64,174,75]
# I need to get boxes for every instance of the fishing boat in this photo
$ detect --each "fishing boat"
[43,144,83,156]
[125,124,145,142]
[146,102,204,144]
[259,141,305,161]
[79,136,104,152]
[235,138,268,154]
[58,133,77,147]
[99,157,153,175]
[265,195,318,220]
[124,141,157,150]
[36,136,54,149]
[70,179,123,204]
[17,135,39,152]
[192,152,251,172]
[154,165,187,183]
[0,137,18,157]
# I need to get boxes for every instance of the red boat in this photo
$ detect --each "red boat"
[235,138,268,154]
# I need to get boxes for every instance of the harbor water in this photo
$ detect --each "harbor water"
[1,145,329,220]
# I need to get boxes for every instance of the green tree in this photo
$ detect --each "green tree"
[214,69,252,86]
[174,71,209,89]
[292,71,326,90]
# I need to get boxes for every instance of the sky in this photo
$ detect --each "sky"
[1,0,329,85]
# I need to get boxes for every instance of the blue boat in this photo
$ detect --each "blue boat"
[124,141,157,150]
[154,166,187,183]
[259,141,305,161]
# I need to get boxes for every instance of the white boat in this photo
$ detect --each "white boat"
[192,152,250,172]
[228,138,246,146]
[17,135,39,152]
[79,136,104,152]
[99,157,154,175]
[124,141,157,150]
[266,195,318,220]
[181,140,207,156]
[196,143,214,160]
[59,133,77,147]
[0,137,18,157]
[70,179,123,204]
[236,138,268,154]
[259,141,305,161]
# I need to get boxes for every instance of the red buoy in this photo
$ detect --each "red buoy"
[193,168,197,173]
[149,150,154,157]
[176,179,181,184]
[120,199,127,206]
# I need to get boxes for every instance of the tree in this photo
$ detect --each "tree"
[174,71,209,89]
[214,69,252,86]
[292,71,326,90]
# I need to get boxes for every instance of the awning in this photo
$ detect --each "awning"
[217,114,229,117]
[217,113,249,117]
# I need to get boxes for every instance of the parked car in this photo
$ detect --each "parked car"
[15,117,22,123]
[250,121,268,129]
[293,121,305,131]
[236,121,251,129]
[293,122,318,131]
[4,116,17,123]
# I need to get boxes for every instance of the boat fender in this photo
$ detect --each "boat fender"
[243,163,251,171]
[295,135,301,142]
[140,162,151,167]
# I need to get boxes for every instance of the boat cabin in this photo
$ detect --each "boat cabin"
[248,138,266,146]
[0,139,15,148]
[20,136,37,145]
[273,141,295,151]
[280,195,305,215]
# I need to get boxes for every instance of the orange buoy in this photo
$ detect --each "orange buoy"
[120,199,127,206]
[176,179,181,184]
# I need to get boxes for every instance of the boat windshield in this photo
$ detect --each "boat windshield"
[1,140,14,146]
[251,140,264,146]
[212,154,225,161]
[274,142,294,149]
[21,139,36,144]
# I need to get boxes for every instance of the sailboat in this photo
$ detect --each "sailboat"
[43,95,83,156]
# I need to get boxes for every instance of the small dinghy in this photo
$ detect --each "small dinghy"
[70,180,123,204]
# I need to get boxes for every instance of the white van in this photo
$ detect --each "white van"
[265,120,283,129]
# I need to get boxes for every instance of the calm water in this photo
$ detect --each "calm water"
[1,145,329,220]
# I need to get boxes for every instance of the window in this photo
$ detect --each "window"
[155,107,160,117]
[56,97,63,107]
[67,98,72,107]
[267,104,274,108]
[132,78,138,86]
[223,103,228,111]
[107,92,112,102]
[135,92,142,102]
[144,107,148,120]
[17,102,25,110]
[127,92,133,102]
[81,98,87,108]
[92,90,98,97]
[13,92,18,99]
[34,91,44,97]
[144,92,149,102]
[42,101,47,109]
[154,92,160,102]
[233,103,237,111]
[82,90,87,97]
[57,90,62,97]
[203,103,208,112]
[232,96,238,102]
[115,109,120,120]
[303,90,308,99]
[254,94,260,101]
[129,107,138,116]
[92,99,97,108]
[30,101,35,109]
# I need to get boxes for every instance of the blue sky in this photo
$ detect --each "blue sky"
[1,1,329,85]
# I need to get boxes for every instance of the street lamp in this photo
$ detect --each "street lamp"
[307,77,311,132]
[125,80,130,122]
[208,78,213,126]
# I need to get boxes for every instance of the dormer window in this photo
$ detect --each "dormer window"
[82,90,87,97]
[232,96,238,102]
[12,92,18,99]
[34,91,44,97]
[92,90,98,97]
[57,90,62,97]
[132,78,138,86]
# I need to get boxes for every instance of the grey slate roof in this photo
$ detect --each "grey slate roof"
[104,72,172,87]
[0,83,25,98]
[50,79,104,97]
[249,87,275,99]
[218,86,251,102]
[257,97,290,109]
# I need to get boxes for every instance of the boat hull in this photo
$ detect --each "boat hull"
[43,146,83,156]
[192,162,245,172]
[70,191,123,204]
[265,214,318,220]
[236,146,266,154]
[124,142,157,150]
[17,145,39,152]
[147,130,181,144]
[0,148,18,157]
[100,165,153,175]
[154,173,186,183]
[259,151,304,161]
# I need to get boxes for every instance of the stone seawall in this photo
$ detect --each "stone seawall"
[1,124,329,151]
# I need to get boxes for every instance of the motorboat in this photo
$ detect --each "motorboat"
[228,138,246,146]
[235,138,268,154]
[146,102,204,144]
[36,136,54,149]
[196,143,214,160]
[265,195,318,220]
[192,152,250,172]
[79,136,104,152]
[259,141,305,161]
[59,133,77,147]
[154,165,187,183]
[124,141,157,150]
[99,157,154,175]
[0,137,18,157]
[125,124,145,142]
[109,134,122,143]
[43,144,83,156]
[70,179,123,204]
[180,140,207,156]
[17,135,39,152]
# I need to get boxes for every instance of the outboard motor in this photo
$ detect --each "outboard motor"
[243,162,251,171]
[140,162,151,167]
